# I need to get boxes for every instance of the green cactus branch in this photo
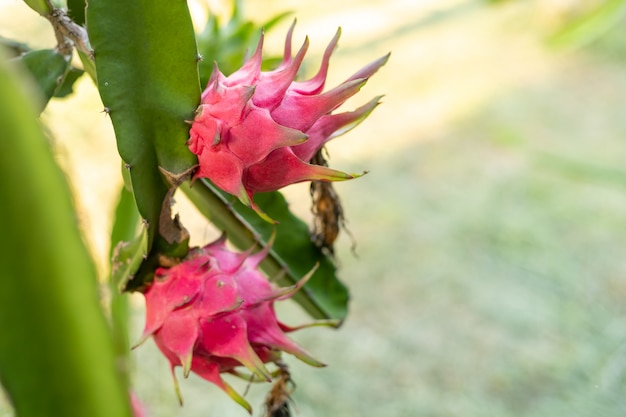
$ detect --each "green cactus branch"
[87,0,200,272]
[11,48,71,111]
[0,48,132,417]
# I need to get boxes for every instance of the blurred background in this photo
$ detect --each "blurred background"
[2,0,626,416]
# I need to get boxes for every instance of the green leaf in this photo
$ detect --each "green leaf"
[67,0,86,26]
[0,48,132,417]
[181,180,349,321]
[549,0,626,48]
[10,48,71,112]
[22,0,51,15]
[111,211,146,294]
[87,1,200,254]
[260,11,293,32]
[196,5,292,83]
[0,36,30,57]
[109,185,143,375]
[110,183,142,260]
[54,66,84,98]
[77,49,97,82]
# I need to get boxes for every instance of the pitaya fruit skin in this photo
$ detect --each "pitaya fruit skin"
[138,236,321,412]
[188,22,389,217]
[130,392,147,417]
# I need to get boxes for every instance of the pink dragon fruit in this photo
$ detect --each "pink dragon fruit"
[136,236,321,412]
[188,23,388,218]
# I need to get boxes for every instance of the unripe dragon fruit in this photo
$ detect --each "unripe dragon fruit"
[137,236,321,412]
[188,23,389,218]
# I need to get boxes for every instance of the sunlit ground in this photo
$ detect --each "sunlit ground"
[2,0,626,416]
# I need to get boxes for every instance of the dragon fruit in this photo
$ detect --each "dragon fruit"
[188,22,389,218]
[136,236,321,412]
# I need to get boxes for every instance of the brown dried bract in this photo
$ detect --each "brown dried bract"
[310,149,355,256]
[263,360,295,417]
[310,180,343,255]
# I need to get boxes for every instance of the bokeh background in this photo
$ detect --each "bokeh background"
[2,0,626,416]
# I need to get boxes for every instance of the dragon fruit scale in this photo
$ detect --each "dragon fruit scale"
[137,235,322,412]
[188,22,389,218]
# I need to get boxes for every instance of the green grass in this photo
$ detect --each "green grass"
[304,33,626,416]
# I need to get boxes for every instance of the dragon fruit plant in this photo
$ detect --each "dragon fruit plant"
[0,0,387,415]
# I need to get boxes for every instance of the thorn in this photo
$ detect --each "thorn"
[170,366,184,406]
[130,333,150,350]
[102,107,110,115]
[182,353,192,379]
[158,165,197,187]
[124,163,131,170]
[196,53,203,62]
[194,104,205,118]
